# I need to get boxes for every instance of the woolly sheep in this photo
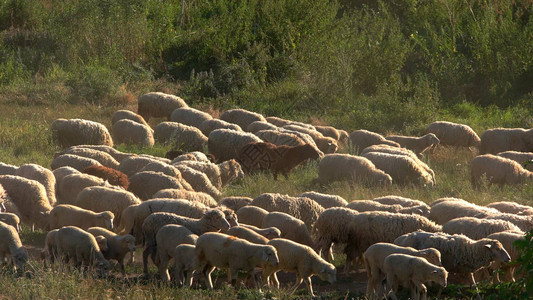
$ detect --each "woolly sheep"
[279,129,324,156]
[363,243,442,298]
[60,147,120,169]
[75,186,141,228]
[111,109,149,126]
[65,145,134,163]
[312,207,359,262]
[218,159,244,187]
[262,211,314,247]
[128,171,192,200]
[208,128,263,162]
[486,231,525,283]
[155,224,198,282]
[83,165,129,189]
[53,166,81,189]
[442,217,522,240]
[173,244,198,286]
[0,212,20,232]
[117,154,171,176]
[140,161,181,177]
[246,121,279,133]
[316,153,393,186]
[153,122,183,144]
[198,118,242,136]
[282,124,338,154]
[15,163,56,206]
[266,116,291,127]
[0,221,27,271]
[486,201,533,215]
[383,253,448,300]
[254,129,305,147]
[112,119,155,147]
[251,193,324,231]
[51,118,113,148]
[346,200,428,215]
[485,213,533,232]
[373,195,429,208]
[170,107,212,128]
[349,129,400,153]
[87,227,136,276]
[219,108,267,130]
[479,127,533,154]
[169,123,208,152]
[362,152,435,187]
[171,151,212,163]
[240,224,281,240]
[0,175,51,230]
[428,197,500,225]
[137,92,188,121]
[471,154,533,188]
[51,154,102,171]
[227,225,269,244]
[175,165,221,199]
[497,151,533,171]
[152,189,216,207]
[57,173,107,205]
[195,232,279,289]
[218,196,252,211]
[297,192,348,209]
[386,133,440,155]
[49,204,114,230]
[42,229,59,266]
[0,162,18,175]
[426,121,480,148]
[236,205,269,227]
[55,226,110,275]
[314,125,341,141]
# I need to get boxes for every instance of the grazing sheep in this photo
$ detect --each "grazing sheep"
[169,123,209,152]
[0,221,27,271]
[57,173,107,205]
[262,212,314,247]
[485,213,533,232]
[15,163,56,206]
[373,195,429,208]
[383,253,448,300]
[51,154,102,171]
[64,145,134,163]
[266,116,291,127]
[0,212,20,232]
[298,191,348,209]
[486,231,525,283]
[170,107,212,128]
[386,133,440,155]
[442,217,522,240]
[128,171,192,200]
[471,154,533,188]
[111,109,149,126]
[218,159,244,187]
[486,201,533,215]
[137,92,188,121]
[363,243,442,298]
[316,153,393,186]
[263,238,336,297]
[246,121,279,133]
[83,165,129,189]
[87,227,136,276]
[42,229,59,266]
[155,224,198,282]
[254,129,306,147]
[198,119,242,136]
[195,232,279,289]
[237,142,320,179]
[282,124,338,154]
[314,125,341,141]
[346,200,428,215]
[279,129,324,156]
[479,127,533,154]
[117,154,170,177]
[52,166,80,188]
[428,197,500,225]
[152,189,217,207]
[49,204,114,230]
[55,226,110,275]
[362,152,435,187]
[251,193,324,231]
[312,207,359,262]
[497,151,533,171]
[140,161,181,177]
[60,147,120,169]
[218,197,252,211]
[75,186,141,228]
[236,206,269,227]
[0,175,51,230]
[208,129,263,162]
[240,224,281,240]
[173,244,198,286]
[51,118,113,148]
[175,165,221,199]
[219,108,267,130]
[349,129,400,153]
[0,162,18,175]
[227,225,269,244]
[426,121,480,148]
[171,151,212,163]
[112,119,155,147]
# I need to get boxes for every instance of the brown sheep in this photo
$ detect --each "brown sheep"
[83,165,129,190]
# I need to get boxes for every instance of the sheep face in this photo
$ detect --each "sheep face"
[486,240,511,263]
[318,263,336,283]
[262,246,279,267]
[205,209,231,232]
[13,249,28,271]
[421,248,442,267]
[223,209,239,228]
[95,236,108,252]
[120,235,136,253]
[95,259,111,277]
[264,228,281,239]
[430,268,448,287]
[99,212,114,230]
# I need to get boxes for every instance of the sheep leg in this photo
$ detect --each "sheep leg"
[262,267,274,288]
[468,273,482,300]
[505,266,515,282]
[289,276,303,295]
[303,276,315,297]
[385,273,399,300]
[270,271,280,289]
[229,268,239,286]
[184,269,194,287]
[174,264,184,286]
[142,247,152,276]
[118,258,126,277]
[158,253,171,282]
[202,265,215,290]
[412,281,426,300]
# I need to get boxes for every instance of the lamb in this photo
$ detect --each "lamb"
[312,207,359,262]
[236,142,320,179]
[60,147,120,169]
[111,109,149,126]
[383,253,448,300]
[137,92,188,121]
[152,189,217,207]
[155,224,198,282]
[236,205,269,227]
[195,232,279,289]
[484,213,533,232]
[363,243,442,298]
[426,121,481,148]
[497,151,533,171]
[226,225,269,244]
[15,163,56,206]
[262,212,314,247]
[218,196,253,211]
[262,238,336,297]
[349,129,400,153]
[198,118,242,136]
[51,118,114,148]
[112,119,155,147]
[128,171,193,200]
[297,191,348,209]
[428,197,500,225]
[246,121,278,133]
[0,212,20,232]
[442,217,522,240]
[479,127,533,154]
[172,244,198,286]
[174,165,221,199]
[470,154,533,188]
[57,173,107,204]
[83,165,129,189]
[117,154,171,177]
[362,152,435,187]
[219,108,267,130]
[208,128,263,162]
[386,133,440,155]
[346,200,429,215]
[266,116,291,127]
[75,186,141,228]
[486,201,533,215]
[251,193,324,231]
[486,231,525,283]
[55,226,111,276]
[51,154,102,171]
[0,221,28,271]
[169,107,212,128]
[316,153,393,186]
[87,227,136,276]
[48,204,114,230]
[0,175,51,230]
[0,162,18,175]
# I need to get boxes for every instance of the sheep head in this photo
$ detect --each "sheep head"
[203,209,231,232]
[98,211,115,230]
[485,240,511,263]
[318,262,336,283]
[262,245,279,267]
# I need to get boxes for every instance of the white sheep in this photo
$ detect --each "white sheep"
[87,227,136,276]
[485,213,533,232]
[112,119,155,147]
[246,121,279,133]
[218,196,252,211]
[219,108,267,130]
[152,189,217,207]
[15,163,56,206]
[426,121,480,148]
[174,165,221,199]
[226,225,269,244]
[169,107,212,128]
[363,243,442,299]
[42,229,59,266]
[349,129,400,153]
[314,125,341,141]
[383,253,448,300]
[497,151,533,171]
[265,116,291,127]
[60,147,120,169]
[153,121,186,144]
[362,152,435,187]
[128,171,193,200]
[346,200,428,215]
[169,123,209,152]
[118,154,170,177]
[254,129,305,147]
[386,133,440,155]
[51,154,102,171]
[428,197,500,225]
[195,232,279,289]
[0,175,51,230]
[51,118,113,148]
[316,153,393,186]
[0,212,20,232]
[471,154,533,188]
[57,173,107,205]
[312,207,359,262]
[171,151,212,163]
[262,211,314,247]
[479,127,533,154]
[63,144,134,163]
[282,124,338,154]
[208,128,263,162]
[140,161,181,177]
[111,109,149,126]
[442,217,523,240]
[373,195,429,208]
[0,162,18,175]
[0,221,27,271]
[137,92,188,121]
[240,224,281,240]
[236,205,269,227]
[263,238,336,297]
[298,191,348,209]
[486,201,533,215]
[155,224,198,282]
[49,204,114,230]
[52,166,81,189]
[173,244,198,286]
[486,231,525,283]
[198,118,242,136]
[279,128,324,156]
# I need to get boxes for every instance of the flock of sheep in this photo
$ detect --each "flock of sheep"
[0,91,532,298]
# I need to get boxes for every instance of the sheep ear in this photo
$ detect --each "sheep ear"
[484,244,492,249]
[432,270,438,274]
